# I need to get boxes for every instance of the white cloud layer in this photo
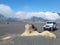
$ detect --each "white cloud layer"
[16,11,60,20]
[0,4,15,18]
[0,4,60,20]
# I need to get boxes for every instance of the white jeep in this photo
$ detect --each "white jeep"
[43,22,57,31]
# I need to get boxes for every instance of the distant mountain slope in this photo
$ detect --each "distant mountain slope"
[23,16,48,22]
[30,16,48,22]
[0,12,60,22]
[6,18,20,22]
[0,14,6,22]
[0,14,20,22]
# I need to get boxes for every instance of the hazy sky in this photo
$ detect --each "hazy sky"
[0,0,60,12]
[0,0,60,20]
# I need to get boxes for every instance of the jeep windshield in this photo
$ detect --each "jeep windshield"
[46,22,53,26]
[47,22,53,24]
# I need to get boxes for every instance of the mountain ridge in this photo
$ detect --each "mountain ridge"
[0,13,60,22]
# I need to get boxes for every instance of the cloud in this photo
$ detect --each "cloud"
[0,4,60,20]
[16,12,46,19]
[45,12,60,20]
[16,11,60,20]
[0,4,15,18]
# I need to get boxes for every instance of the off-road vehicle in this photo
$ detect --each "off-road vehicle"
[43,22,57,31]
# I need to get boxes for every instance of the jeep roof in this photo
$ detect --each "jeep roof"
[47,22,56,24]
